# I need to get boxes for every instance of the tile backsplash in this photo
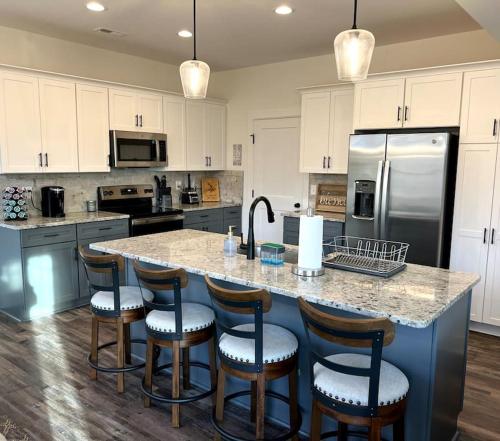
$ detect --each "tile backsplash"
[0,170,243,213]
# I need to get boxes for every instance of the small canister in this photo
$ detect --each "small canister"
[260,243,286,266]
[86,200,97,212]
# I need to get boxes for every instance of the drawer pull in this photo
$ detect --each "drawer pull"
[200,215,209,218]
[44,233,59,238]
[98,227,113,231]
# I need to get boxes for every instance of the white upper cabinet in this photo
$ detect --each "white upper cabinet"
[299,87,353,174]
[109,88,163,133]
[403,73,463,128]
[0,72,42,173]
[205,102,226,170]
[76,84,110,172]
[163,94,186,171]
[450,143,498,322]
[39,78,79,173]
[186,101,206,170]
[460,69,500,144]
[353,78,405,129]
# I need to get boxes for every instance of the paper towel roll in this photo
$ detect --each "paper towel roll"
[298,214,324,270]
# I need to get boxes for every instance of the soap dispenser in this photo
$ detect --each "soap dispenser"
[224,225,237,257]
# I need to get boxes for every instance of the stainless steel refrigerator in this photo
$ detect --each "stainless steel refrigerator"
[345,132,458,268]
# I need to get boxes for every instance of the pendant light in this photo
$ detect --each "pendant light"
[334,0,375,82]
[180,0,210,99]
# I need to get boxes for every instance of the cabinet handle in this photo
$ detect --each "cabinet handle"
[45,153,49,167]
[38,152,43,168]
[139,115,143,127]
[98,227,113,231]
[323,156,326,169]
[484,228,488,244]
[209,156,212,166]
[44,233,59,238]
[404,106,409,121]
[492,228,496,245]
[327,156,331,169]
[205,156,208,166]
[397,106,402,122]
[135,114,139,126]
[493,119,498,137]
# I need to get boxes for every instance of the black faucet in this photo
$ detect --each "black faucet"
[246,196,275,260]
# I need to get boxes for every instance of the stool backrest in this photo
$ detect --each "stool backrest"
[133,260,188,339]
[298,297,395,417]
[204,274,271,373]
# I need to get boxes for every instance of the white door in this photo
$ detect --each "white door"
[205,103,225,170]
[39,78,79,173]
[460,69,500,144]
[138,93,163,133]
[450,143,498,321]
[403,73,463,128]
[163,95,186,171]
[109,88,138,131]
[76,84,110,172]
[328,89,354,174]
[483,150,500,325]
[299,91,331,173]
[186,101,207,170]
[252,117,307,243]
[353,78,405,129]
[0,72,42,173]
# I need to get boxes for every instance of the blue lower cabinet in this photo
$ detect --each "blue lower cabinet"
[184,206,242,235]
[283,216,344,245]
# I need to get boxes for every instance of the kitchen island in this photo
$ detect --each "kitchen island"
[91,229,479,441]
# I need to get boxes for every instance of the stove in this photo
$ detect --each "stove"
[98,184,184,237]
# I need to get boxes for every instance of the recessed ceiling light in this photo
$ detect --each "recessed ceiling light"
[178,30,193,38]
[274,5,294,15]
[86,2,106,12]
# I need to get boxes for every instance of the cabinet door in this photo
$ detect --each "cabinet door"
[0,72,42,173]
[205,103,226,170]
[353,78,405,129]
[483,151,500,325]
[450,143,498,322]
[109,88,138,131]
[163,95,186,170]
[328,89,354,174]
[39,78,79,172]
[460,69,500,144]
[186,101,207,170]
[76,84,110,172]
[138,92,163,133]
[22,241,79,319]
[403,73,463,128]
[299,91,331,173]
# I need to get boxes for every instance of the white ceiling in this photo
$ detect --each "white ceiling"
[0,0,480,71]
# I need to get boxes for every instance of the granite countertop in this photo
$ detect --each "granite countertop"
[173,202,242,212]
[90,230,479,328]
[284,210,345,223]
[0,211,129,230]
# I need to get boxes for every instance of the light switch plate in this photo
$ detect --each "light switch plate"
[175,180,182,190]
[310,184,317,196]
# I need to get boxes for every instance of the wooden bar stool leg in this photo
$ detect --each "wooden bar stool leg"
[310,399,322,441]
[182,347,191,390]
[172,340,181,428]
[124,323,131,365]
[89,315,99,380]
[338,422,348,441]
[255,373,266,440]
[208,336,218,406]
[369,420,382,441]
[144,338,154,408]
[250,381,257,423]
[116,318,125,393]
[214,368,226,441]
[288,366,299,441]
[393,415,405,441]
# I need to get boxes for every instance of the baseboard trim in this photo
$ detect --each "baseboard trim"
[470,321,500,337]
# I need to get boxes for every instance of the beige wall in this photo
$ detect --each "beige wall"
[0,25,182,92]
[211,29,500,170]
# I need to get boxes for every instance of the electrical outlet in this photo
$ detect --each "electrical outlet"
[175,180,182,190]
[310,184,317,196]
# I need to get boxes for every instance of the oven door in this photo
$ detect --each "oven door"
[131,214,184,237]
[111,130,167,168]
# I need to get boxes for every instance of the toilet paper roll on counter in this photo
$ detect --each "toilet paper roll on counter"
[298,214,324,270]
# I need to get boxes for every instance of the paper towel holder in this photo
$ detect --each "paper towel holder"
[291,265,325,277]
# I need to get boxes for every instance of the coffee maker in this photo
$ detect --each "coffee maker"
[41,186,65,218]
[180,173,199,205]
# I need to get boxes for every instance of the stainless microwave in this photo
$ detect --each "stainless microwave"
[110,130,167,168]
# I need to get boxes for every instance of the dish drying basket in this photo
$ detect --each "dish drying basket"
[323,236,409,277]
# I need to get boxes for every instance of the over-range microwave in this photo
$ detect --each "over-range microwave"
[109,130,167,168]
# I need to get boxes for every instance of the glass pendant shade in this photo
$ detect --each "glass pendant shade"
[180,59,210,99]
[334,28,375,82]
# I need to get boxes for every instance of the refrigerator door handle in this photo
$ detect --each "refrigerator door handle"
[374,160,384,239]
[380,160,391,240]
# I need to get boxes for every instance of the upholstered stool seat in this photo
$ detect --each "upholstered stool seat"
[91,286,154,311]
[145,303,215,333]
[314,353,409,407]
[219,323,298,364]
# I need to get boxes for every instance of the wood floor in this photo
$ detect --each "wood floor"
[0,307,498,441]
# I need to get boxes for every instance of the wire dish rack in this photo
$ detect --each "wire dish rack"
[323,236,409,278]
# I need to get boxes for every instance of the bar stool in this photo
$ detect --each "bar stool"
[205,274,301,441]
[79,246,152,393]
[133,261,217,428]
[298,297,409,441]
